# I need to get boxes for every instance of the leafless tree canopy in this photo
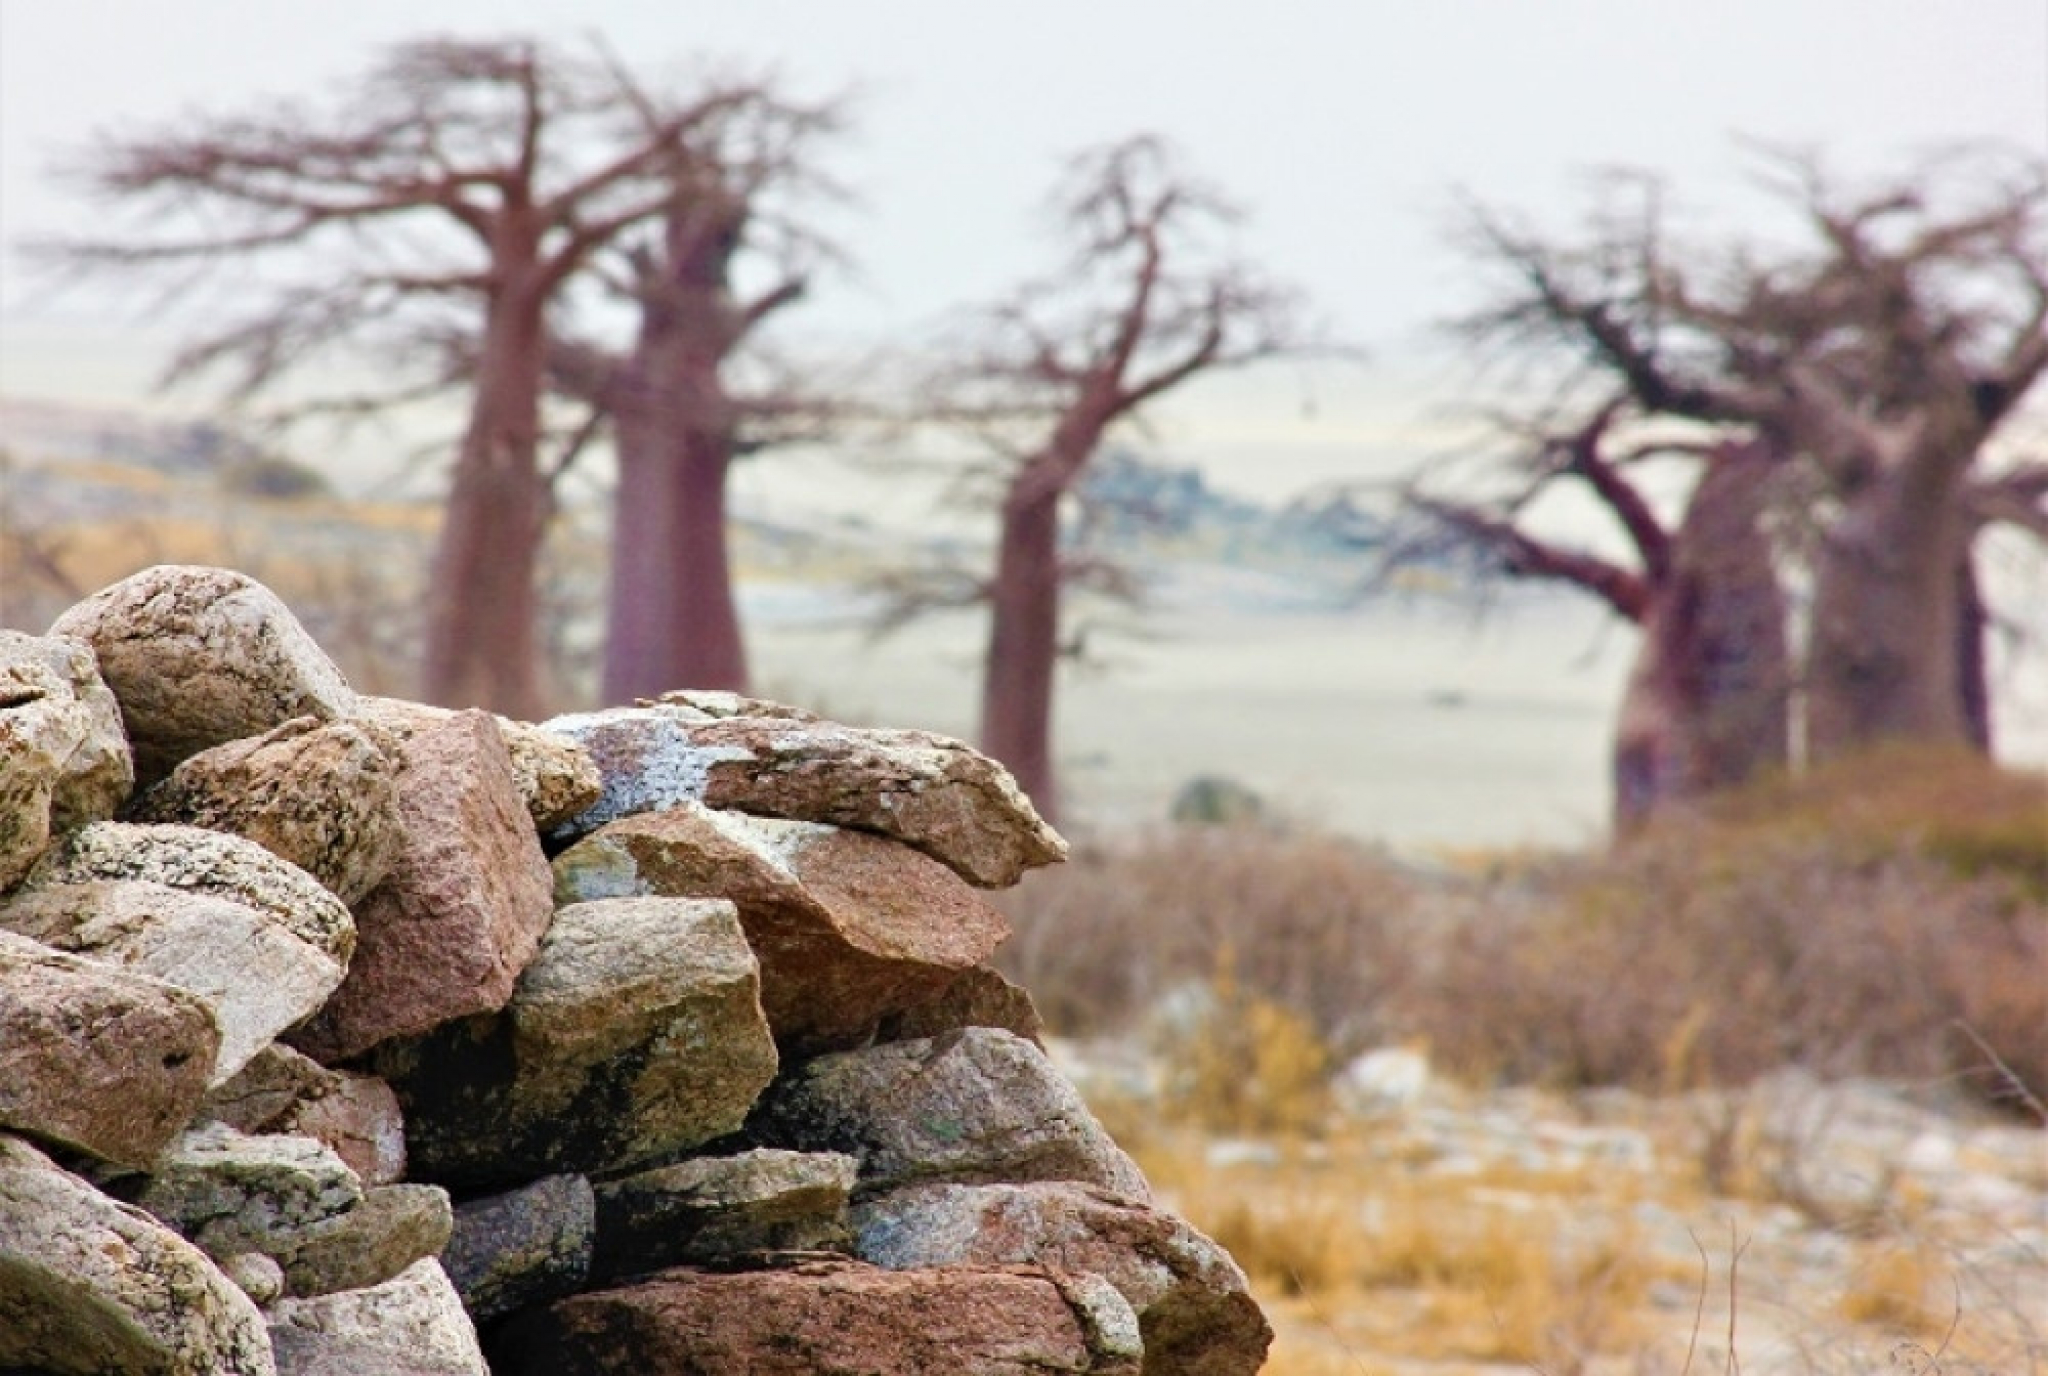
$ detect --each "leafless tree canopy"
[46,36,834,717]
[548,76,852,702]
[910,135,1311,820]
[1406,144,2048,825]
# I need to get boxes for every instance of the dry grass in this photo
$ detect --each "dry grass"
[1837,1241,1953,1336]
[1006,750,2048,1120]
[1404,754,2048,1114]
[1131,1122,1684,1374]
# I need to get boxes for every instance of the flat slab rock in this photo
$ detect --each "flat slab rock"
[136,1122,364,1259]
[589,1147,859,1282]
[266,1257,488,1376]
[0,878,348,1085]
[542,695,1066,887]
[24,820,355,969]
[484,1257,1142,1376]
[749,1027,1151,1204]
[854,1180,1272,1376]
[268,1182,455,1299]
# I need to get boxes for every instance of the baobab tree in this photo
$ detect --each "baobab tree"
[1405,413,1791,829]
[927,136,1305,821]
[48,36,794,718]
[550,84,846,703]
[1736,151,2048,758]
[1410,146,2047,821]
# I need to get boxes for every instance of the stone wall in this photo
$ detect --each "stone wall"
[0,565,1269,1375]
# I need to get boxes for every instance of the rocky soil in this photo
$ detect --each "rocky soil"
[1056,1040,2048,1375]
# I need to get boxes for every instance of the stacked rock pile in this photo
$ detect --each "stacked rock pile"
[0,565,1270,1376]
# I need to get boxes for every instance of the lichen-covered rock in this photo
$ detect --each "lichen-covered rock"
[48,564,355,785]
[484,1257,1143,1376]
[554,804,1011,1054]
[441,1174,595,1324]
[368,897,777,1190]
[0,878,348,1084]
[749,1027,1150,1203]
[0,1133,277,1376]
[537,702,753,838]
[0,928,219,1167]
[136,1123,363,1259]
[854,1181,1272,1376]
[290,709,551,1063]
[145,1142,447,1300]
[356,695,601,832]
[269,1183,454,1298]
[221,1250,287,1306]
[0,630,132,891]
[127,716,403,905]
[543,696,1067,887]
[589,1148,859,1282]
[266,1257,488,1376]
[24,820,355,967]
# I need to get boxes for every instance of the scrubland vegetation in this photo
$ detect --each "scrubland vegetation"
[9,483,2043,1371]
[997,750,2047,1372]
[1001,748,2045,1114]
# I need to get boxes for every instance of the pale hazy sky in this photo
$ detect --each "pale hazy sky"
[2,1,2045,494]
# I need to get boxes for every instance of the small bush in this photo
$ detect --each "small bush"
[995,825,1421,1055]
[1399,751,2048,1114]
[1156,957,1334,1136]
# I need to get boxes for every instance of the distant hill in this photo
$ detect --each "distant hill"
[1,395,1446,648]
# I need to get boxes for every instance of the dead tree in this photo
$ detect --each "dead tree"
[47,37,786,718]
[928,136,1304,821]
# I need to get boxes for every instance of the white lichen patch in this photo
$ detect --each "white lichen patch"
[698,806,834,879]
[542,707,755,839]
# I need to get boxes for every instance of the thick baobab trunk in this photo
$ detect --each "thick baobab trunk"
[662,433,747,693]
[601,424,745,701]
[421,265,551,719]
[602,349,747,702]
[1612,444,1790,828]
[599,192,760,703]
[1804,460,1974,762]
[981,483,1065,824]
[1956,550,1993,754]
[602,390,683,704]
